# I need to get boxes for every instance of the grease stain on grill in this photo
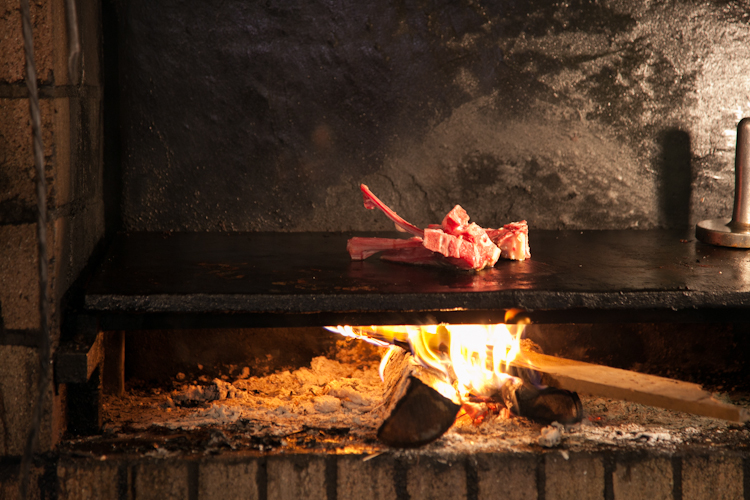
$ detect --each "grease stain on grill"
[197,262,248,280]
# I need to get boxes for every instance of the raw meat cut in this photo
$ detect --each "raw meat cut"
[360,184,424,237]
[347,237,423,260]
[350,184,529,270]
[379,246,458,267]
[486,221,531,261]
[422,227,500,270]
[442,205,470,234]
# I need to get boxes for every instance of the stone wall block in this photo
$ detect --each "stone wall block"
[1,97,72,222]
[612,456,673,500]
[0,462,45,500]
[1,98,37,219]
[682,454,743,500]
[475,453,537,500]
[57,459,119,500]
[267,455,327,500]
[407,457,467,500]
[198,457,259,500]
[0,345,56,456]
[337,455,397,500]
[0,224,39,330]
[0,0,69,84]
[51,96,71,206]
[0,345,36,456]
[545,452,605,500]
[133,460,190,500]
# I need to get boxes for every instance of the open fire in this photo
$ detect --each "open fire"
[324,320,749,447]
[328,322,526,400]
[325,321,584,447]
[78,324,750,461]
[81,320,750,458]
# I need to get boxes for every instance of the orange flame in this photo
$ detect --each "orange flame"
[326,322,527,401]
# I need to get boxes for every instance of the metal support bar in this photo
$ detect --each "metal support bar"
[102,331,125,395]
[66,366,102,435]
[55,316,104,435]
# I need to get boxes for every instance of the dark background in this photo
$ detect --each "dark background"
[108,0,750,233]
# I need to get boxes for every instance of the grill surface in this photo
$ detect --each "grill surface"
[83,230,750,327]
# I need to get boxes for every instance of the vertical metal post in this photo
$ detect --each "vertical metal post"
[730,118,750,227]
[696,118,750,247]
[18,0,50,498]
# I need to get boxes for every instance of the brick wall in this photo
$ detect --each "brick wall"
[0,450,747,499]
[0,0,104,456]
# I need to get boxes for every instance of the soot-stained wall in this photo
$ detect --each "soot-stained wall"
[116,0,750,232]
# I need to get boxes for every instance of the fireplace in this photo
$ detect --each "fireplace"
[49,228,750,499]
[2,0,750,498]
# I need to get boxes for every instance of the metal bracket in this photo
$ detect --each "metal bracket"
[55,315,103,435]
[55,316,103,384]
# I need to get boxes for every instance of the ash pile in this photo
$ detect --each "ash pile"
[103,339,385,440]
[86,338,750,457]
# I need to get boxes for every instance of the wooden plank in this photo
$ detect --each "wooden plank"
[510,350,750,423]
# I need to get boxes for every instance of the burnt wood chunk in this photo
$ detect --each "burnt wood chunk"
[375,348,460,448]
[500,377,583,425]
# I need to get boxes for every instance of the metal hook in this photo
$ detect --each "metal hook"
[66,0,81,84]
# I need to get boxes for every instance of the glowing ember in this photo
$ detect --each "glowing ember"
[326,322,527,402]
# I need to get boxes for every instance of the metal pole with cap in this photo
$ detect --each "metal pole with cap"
[696,118,750,247]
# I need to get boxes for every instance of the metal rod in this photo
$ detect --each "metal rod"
[65,0,80,84]
[731,118,750,227]
[18,0,50,498]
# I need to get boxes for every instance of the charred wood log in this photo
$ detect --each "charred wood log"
[374,348,584,448]
[374,348,461,448]
[499,377,583,425]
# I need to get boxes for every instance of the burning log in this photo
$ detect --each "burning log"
[330,322,749,438]
[373,339,584,448]
[375,347,462,448]
[374,347,583,448]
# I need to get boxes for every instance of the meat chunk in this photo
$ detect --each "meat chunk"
[423,226,500,270]
[486,221,531,261]
[441,205,470,234]
[380,246,450,267]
